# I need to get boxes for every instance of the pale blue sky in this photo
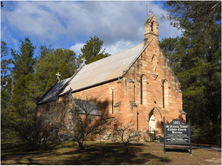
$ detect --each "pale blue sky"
[1,1,182,60]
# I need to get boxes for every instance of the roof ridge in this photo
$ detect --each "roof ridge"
[83,43,143,66]
[37,42,146,104]
[123,38,154,77]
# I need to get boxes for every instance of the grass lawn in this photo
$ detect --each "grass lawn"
[1,141,221,165]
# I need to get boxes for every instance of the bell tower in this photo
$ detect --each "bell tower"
[144,9,159,46]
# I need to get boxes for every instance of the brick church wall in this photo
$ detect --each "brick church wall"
[36,12,185,140]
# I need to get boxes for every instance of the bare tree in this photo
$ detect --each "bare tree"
[112,120,141,152]
[65,89,113,149]
[35,88,113,150]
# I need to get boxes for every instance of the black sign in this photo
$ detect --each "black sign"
[165,119,190,144]
[163,118,192,156]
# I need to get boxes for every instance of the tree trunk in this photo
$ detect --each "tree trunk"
[124,143,130,152]
[78,142,84,150]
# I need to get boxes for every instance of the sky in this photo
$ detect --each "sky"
[1,1,183,60]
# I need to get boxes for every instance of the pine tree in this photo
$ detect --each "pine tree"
[8,74,36,143]
[31,48,76,101]
[160,1,221,144]
[37,45,54,61]
[1,41,13,109]
[11,37,36,80]
[58,62,70,80]
[78,36,110,65]
[44,69,57,93]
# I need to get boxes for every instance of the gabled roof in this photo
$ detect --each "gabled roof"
[38,42,149,105]
[59,43,148,96]
[38,78,71,104]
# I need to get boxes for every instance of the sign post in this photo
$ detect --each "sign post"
[163,117,192,156]
[189,118,192,156]
[163,117,166,154]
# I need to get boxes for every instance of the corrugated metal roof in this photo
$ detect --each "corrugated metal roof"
[38,77,71,104]
[59,43,145,95]
[38,42,147,105]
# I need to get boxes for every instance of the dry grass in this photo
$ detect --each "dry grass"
[1,141,221,165]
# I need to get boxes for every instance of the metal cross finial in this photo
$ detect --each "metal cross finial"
[56,72,61,81]
[81,57,87,65]
[149,9,153,14]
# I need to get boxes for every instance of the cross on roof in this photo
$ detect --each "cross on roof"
[56,72,61,80]
[81,57,87,65]
[149,9,153,14]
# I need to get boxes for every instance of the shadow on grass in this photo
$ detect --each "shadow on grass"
[1,143,52,164]
[1,142,172,165]
[57,143,171,165]
[165,148,190,153]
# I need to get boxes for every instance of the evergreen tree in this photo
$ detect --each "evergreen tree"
[37,45,54,61]
[58,62,70,80]
[1,77,12,111]
[1,41,13,108]
[78,36,110,65]
[8,74,36,144]
[31,48,76,101]
[1,41,12,88]
[44,69,57,93]
[11,37,36,80]
[44,62,70,93]
[160,1,221,144]
[9,74,35,115]
[88,52,110,64]
[1,41,14,143]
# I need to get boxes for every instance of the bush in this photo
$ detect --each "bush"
[191,124,221,145]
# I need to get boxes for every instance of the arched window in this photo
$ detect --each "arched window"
[111,89,114,114]
[140,77,143,104]
[140,75,148,105]
[151,21,154,31]
[162,80,169,108]
[151,54,158,74]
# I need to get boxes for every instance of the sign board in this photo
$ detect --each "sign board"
[165,119,190,144]
[163,118,192,156]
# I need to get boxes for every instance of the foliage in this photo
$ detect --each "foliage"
[7,73,58,149]
[37,45,54,61]
[161,1,221,36]
[44,69,57,93]
[1,41,12,87]
[65,91,113,149]
[112,120,141,152]
[37,90,112,150]
[78,35,110,65]
[11,37,36,80]
[1,77,12,110]
[58,61,70,80]
[88,52,110,64]
[159,36,191,74]
[1,41,15,144]
[191,124,221,145]
[160,1,221,144]
[31,48,76,101]
[1,41,13,110]
[8,74,37,147]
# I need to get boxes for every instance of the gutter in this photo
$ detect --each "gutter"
[37,75,122,106]
[59,76,122,97]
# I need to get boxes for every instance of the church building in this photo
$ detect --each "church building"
[36,11,186,140]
